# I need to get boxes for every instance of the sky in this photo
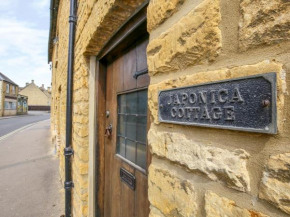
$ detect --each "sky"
[0,0,51,88]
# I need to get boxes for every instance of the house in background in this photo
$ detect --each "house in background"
[19,80,51,111]
[0,72,19,117]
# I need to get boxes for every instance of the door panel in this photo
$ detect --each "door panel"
[104,36,150,217]
[123,47,137,91]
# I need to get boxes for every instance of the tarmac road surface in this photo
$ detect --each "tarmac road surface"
[0,111,50,137]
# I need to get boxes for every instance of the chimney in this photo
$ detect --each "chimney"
[41,84,44,89]
[26,82,29,86]
[31,80,34,84]
[47,87,51,92]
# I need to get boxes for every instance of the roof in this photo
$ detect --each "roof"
[40,88,51,98]
[0,72,18,86]
[19,83,51,99]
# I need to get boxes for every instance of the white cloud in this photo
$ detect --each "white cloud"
[31,0,50,17]
[0,0,17,9]
[0,15,51,88]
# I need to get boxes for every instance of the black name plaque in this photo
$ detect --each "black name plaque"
[158,73,277,134]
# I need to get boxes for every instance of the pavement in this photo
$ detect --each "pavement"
[0,111,50,137]
[0,119,63,217]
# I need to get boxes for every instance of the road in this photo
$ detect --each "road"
[0,112,50,137]
[0,116,62,217]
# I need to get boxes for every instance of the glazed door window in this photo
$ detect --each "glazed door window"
[117,89,148,169]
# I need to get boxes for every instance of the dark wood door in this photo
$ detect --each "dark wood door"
[104,36,150,217]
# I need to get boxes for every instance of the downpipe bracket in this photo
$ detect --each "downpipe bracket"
[64,181,74,190]
[68,15,77,24]
[64,147,74,156]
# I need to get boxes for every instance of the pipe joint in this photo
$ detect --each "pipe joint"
[64,147,74,156]
[64,181,74,190]
[68,15,77,24]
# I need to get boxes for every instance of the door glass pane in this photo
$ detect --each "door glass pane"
[138,90,148,115]
[126,92,137,114]
[118,94,126,113]
[136,143,146,169]
[118,115,126,136]
[137,116,147,143]
[126,115,136,140]
[125,139,136,163]
[117,136,125,157]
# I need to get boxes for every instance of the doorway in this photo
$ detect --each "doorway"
[95,5,150,217]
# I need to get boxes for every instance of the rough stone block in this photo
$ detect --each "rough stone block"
[205,191,269,217]
[149,206,166,217]
[148,130,250,192]
[147,0,186,32]
[147,0,221,75]
[148,164,197,217]
[239,0,290,50]
[259,153,290,215]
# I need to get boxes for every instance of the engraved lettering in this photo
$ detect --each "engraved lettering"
[181,93,188,105]
[200,107,210,120]
[171,107,177,118]
[191,107,200,119]
[212,107,222,120]
[185,107,192,119]
[168,94,173,105]
[210,90,216,104]
[189,93,197,104]
[230,88,244,103]
[178,108,185,118]
[198,91,207,104]
[224,106,235,121]
[173,94,181,105]
[218,89,228,103]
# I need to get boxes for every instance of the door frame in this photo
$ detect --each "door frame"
[89,3,149,217]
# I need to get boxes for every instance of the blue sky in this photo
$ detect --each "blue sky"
[0,0,51,88]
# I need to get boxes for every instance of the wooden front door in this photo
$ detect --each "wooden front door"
[104,36,150,217]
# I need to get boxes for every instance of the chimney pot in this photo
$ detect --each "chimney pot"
[26,82,29,86]
[31,80,34,84]
[42,84,44,88]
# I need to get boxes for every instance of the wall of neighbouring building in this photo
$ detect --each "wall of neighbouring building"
[19,82,51,106]
[147,0,290,216]
[50,0,290,216]
[0,81,3,116]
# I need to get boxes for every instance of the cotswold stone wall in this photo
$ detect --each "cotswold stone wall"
[50,0,146,216]
[147,0,290,216]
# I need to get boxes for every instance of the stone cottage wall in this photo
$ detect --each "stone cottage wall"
[147,0,290,216]
[51,0,146,216]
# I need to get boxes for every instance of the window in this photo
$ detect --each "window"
[5,102,9,109]
[6,84,9,93]
[4,102,16,110]
[116,89,148,170]
[12,86,15,94]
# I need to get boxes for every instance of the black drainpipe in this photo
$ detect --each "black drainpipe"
[64,0,77,216]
